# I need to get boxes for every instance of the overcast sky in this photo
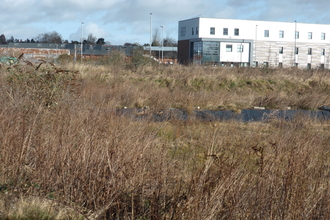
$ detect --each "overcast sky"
[1,0,329,45]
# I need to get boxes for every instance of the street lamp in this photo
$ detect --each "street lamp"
[160,25,163,63]
[294,20,297,66]
[255,24,258,66]
[81,22,84,63]
[150,13,152,55]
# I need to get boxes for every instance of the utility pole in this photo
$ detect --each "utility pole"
[160,25,163,63]
[294,20,297,66]
[255,25,258,66]
[81,22,84,63]
[150,13,152,55]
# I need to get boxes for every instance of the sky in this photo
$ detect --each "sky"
[1,0,329,45]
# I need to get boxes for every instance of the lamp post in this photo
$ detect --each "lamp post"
[81,22,84,63]
[240,39,244,66]
[150,13,152,55]
[255,24,258,66]
[160,25,163,63]
[294,20,297,66]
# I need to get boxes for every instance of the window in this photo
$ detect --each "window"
[279,62,283,67]
[295,47,299,55]
[308,32,313,39]
[279,30,284,38]
[192,27,194,35]
[196,27,199,35]
[308,48,312,55]
[223,28,228,35]
[307,63,311,69]
[237,45,244,52]
[322,49,325,56]
[264,30,269,37]
[201,42,220,62]
[210,27,215,35]
[321,33,325,40]
[226,44,232,52]
[279,47,283,54]
[295,31,299,39]
[180,27,186,37]
[234,28,239,36]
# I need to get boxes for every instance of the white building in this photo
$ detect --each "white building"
[178,17,330,68]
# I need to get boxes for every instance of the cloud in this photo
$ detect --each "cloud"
[1,0,330,45]
[69,23,111,42]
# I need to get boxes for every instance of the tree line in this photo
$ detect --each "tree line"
[0,28,178,47]
[0,31,108,45]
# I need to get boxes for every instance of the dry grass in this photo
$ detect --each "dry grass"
[0,58,330,219]
[62,61,330,111]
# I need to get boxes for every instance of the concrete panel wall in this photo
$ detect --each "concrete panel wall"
[255,40,330,68]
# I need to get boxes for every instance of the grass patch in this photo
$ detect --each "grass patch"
[0,59,330,219]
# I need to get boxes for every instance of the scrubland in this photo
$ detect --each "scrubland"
[0,53,329,219]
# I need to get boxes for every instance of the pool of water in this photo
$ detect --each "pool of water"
[116,108,330,122]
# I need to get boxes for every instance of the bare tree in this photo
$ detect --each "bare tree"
[152,28,161,46]
[152,28,176,46]
[7,36,14,43]
[86,33,97,45]
[163,37,177,46]
[35,31,62,43]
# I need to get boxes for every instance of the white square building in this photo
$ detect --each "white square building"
[178,17,330,68]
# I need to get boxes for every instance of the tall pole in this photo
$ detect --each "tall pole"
[81,22,84,63]
[294,20,297,66]
[160,26,163,63]
[240,40,243,65]
[74,43,77,61]
[255,25,258,66]
[150,13,152,55]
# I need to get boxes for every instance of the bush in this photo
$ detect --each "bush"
[5,62,79,107]
[56,54,73,64]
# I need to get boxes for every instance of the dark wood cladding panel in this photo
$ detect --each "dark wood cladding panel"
[178,40,190,64]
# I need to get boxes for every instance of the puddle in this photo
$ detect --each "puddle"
[116,108,330,122]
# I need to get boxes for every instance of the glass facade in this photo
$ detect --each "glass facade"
[193,42,203,64]
[193,41,220,64]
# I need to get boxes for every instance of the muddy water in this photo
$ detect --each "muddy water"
[116,108,330,122]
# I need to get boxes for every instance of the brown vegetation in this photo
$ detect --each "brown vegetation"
[0,55,329,219]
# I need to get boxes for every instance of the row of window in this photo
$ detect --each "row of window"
[225,44,326,55]
[273,62,321,69]
[226,44,243,52]
[210,27,240,36]
[265,30,326,40]
[207,27,326,40]
[192,27,199,35]
[279,47,326,55]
